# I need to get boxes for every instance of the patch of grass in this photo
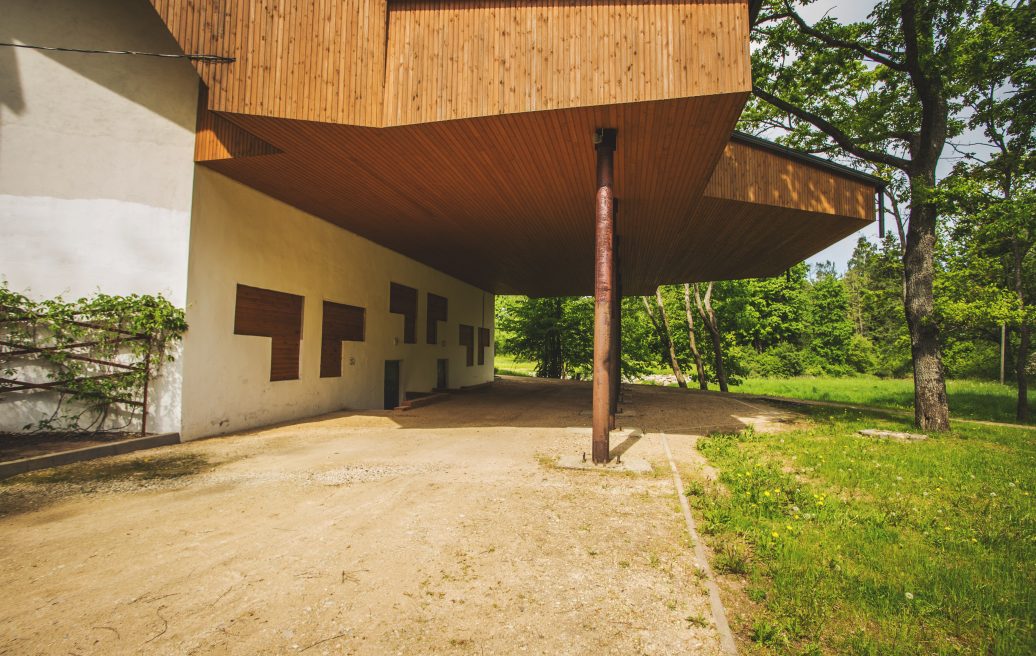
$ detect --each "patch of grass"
[493,354,537,377]
[713,537,752,575]
[729,375,1034,425]
[4,453,210,486]
[691,407,1036,655]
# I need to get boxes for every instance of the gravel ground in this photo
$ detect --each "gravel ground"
[0,377,794,655]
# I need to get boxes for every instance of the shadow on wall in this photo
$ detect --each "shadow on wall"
[0,0,198,144]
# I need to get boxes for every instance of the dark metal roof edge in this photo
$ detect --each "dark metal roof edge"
[730,131,888,189]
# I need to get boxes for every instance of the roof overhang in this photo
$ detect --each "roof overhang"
[155,0,879,295]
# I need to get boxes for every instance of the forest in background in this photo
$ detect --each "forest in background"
[496,229,1033,412]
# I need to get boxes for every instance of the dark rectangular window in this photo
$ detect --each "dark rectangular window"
[320,301,365,377]
[233,284,304,381]
[389,282,418,344]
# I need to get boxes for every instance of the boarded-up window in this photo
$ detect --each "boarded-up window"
[233,284,304,381]
[320,301,365,378]
[427,293,448,344]
[478,327,491,365]
[459,324,475,367]
[389,282,417,344]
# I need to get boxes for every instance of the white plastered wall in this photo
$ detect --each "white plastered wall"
[0,0,199,434]
[179,168,495,440]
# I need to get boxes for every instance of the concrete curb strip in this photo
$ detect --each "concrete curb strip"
[0,433,181,480]
[660,432,738,655]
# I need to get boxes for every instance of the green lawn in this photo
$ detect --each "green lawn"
[690,408,1036,655]
[731,376,1032,425]
[494,353,537,377]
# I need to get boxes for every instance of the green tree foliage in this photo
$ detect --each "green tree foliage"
[936,0,1036,419]
[805,262,855,373]
[495,296,655,380]
[743,0,1012,429]
[496,246,1032,395]
[845,236,913,376]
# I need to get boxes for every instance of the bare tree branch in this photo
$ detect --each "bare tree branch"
[884,187,908,254]
[752,85,912,170]
[784,5,908,71]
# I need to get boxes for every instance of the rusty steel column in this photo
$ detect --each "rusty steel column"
[592,128,617,464]
[609,202,621,429]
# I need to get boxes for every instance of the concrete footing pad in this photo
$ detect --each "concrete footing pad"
[578,408,636,416]
[557,427,651,472]
[556,454,652,473]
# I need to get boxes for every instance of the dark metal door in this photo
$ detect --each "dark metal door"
[436,359,448,389]
[384,360,400,409]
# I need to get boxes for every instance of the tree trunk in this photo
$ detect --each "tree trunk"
[1018,325,1030,422]
[543,298,563,379]
[1014,244,1030,422]
[683,284,708,390]
[694,283,728,392]
[902,189,950,430]
[642,292,687,388]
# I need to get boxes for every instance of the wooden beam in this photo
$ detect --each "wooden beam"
[592,128,617,464]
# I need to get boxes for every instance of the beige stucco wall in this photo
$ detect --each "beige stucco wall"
[0,0,199,434]
[180,168,495,440]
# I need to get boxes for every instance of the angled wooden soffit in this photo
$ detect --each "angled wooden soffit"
[194,86,281,162]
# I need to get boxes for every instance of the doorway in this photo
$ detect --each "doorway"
[436,358,448,390]
[384,360,400,409]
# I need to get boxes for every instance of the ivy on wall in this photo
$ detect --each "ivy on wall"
[0,282,187,434]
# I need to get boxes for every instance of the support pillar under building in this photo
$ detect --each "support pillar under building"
[609,202,621,429]
[592,128,617,464]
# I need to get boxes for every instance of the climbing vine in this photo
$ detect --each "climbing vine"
[0,282,187,434]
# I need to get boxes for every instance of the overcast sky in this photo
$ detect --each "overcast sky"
[784,2,979,272]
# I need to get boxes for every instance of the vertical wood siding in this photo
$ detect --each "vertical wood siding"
[704,141,875,220]
[383,0,750,125]
[150,0,388,126]
[149,0,748,126]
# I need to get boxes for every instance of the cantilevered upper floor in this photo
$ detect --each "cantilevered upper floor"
[146,0,880,296]
[151,0,752,127]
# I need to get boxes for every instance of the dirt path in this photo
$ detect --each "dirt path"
[0,378,791,655]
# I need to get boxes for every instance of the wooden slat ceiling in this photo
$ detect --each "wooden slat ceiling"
[202,92,873,296]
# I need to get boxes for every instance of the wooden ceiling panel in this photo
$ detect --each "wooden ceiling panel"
[151,0,874,297]
[662,197,871,285]
[205,93,749,296]
[200,92,875,296]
